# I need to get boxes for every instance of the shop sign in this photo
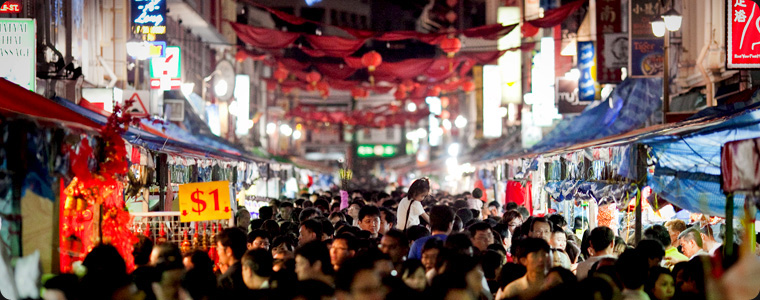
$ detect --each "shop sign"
[0,18,35,91]
[179,181,232,222]
[727,0,760,68]
[578,41,597,101]
[149,46,181,90]
[357,144,397,158]
[596,0,622,83]
[131,0,167,40]
[0,1,21,13]
[556,77,588,114]
[603,33,629,69]
[629,0,663,77]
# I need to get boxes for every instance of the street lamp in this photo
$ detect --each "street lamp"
[651,2,682,123]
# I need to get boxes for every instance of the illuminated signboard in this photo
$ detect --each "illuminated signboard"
[0,1,21,13]
[131,0,166,40]
[727,0,760,68]
[149,46,181,90]
[357,144,397,158]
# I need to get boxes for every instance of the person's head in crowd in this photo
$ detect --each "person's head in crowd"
[488,201,501,217]
[472,188,483,200]
[329,211,346,225]
[550,226,567,250]
[331,202,341,214]
[407,225,430,244]
[676,257,707,297]
[133,235,154,267]
[550,248,571,269]
[295,241,334,283]
[299,207,322,223]
[80,244,131,300]
[279,201,294,221]
[502,210,523,235]
[271,235,296,258]
[44,274,80,300]
[678,227,703,258]
[295,198,306,208]
[182,250,213,272]
[589,226,615,257]
[636,239,665,268]
[408,177,431,202]
[529,217,553,243]
[565,241,580,264]
[469,209,481,221]
[321,218,335,240]
[468,222,494,252]
[542,266,577,291]
[236,208,251,231]
[646,267,675,300]
[498,262,527,291]
[381,199,398,210]
[379,229,409,265]
[481,249,506,282]
[547,214,568,231]
[505,201,518,211]
[644,224,673,250]
[454,199,469,211]
[697,222,718,248]
[358,205,381,238]
[335,257,388,300]
[247,230,270,251]
[453,215,464,232]
[430,205,456,234]
[431,254,484,299]
[261,219,280,238]
[664,220,687,247]
[330,233,358,271]
[299,218,324,245]
[314,198,330,214]
[269,199,281,211]
[457,208,474,225]
[241,249,273,290]
[515,206,530,220]
[250,219,264,232]
[613,236,628,257]
[179,265,217,300]
[378,207,396,235]
[150,242,183,267]
[400,259,427,292]
[420,238,443,272]
[445,232,476,256]
[347,200,365,222]
[258,206,274,220]
[615,248,648,291]
[216,227,247,267]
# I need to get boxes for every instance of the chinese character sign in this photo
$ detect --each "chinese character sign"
[578,41,597,101]
[178,181,232,222]
[597,0,623,83]
[728,0,760,68]
[629,0,664,77]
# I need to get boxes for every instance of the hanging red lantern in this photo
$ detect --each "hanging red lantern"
[461,81,475,92]
[440,97,450,108]
[351,87,369,99]
[441,110,451,120]
[445,11,458,23]
[306,71,321,86]
[273,68,289,83]
[361,51,383,72]
[401,79,416,92]
[446,0,458,7]
[427,86,441,97]
[317,81,330,99]
[394,89,407,100]
[440,37,462,58]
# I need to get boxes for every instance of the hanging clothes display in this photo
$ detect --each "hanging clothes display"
[506,181,533,215]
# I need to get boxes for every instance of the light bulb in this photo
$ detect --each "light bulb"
[651,20,666,37]
[214,80,228,97]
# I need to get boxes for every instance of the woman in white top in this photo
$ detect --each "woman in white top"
[396,178,432,230]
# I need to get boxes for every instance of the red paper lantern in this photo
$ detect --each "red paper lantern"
[427,86,441,97]
[440,97,450,108]
[446,0,457,7]
[461,81,475,92]
[440,37,462,58]
[351,87,369,99]
[441,110,450,120]
[445,11,458,23]
[394,89,407,100]
[401,79,416,92]
[273,68,289,83]
[306,71,321,85]
[361,51,383,72]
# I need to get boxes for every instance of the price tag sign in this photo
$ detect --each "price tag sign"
[178,181,231,222]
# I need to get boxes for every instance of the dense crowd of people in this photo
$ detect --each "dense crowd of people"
[44,178,760,300]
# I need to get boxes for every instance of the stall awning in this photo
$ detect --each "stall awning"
[0,78,100,129]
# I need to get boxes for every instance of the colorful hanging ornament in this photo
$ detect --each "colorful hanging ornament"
[361,51,382,85]
[440,36,462,58]
[273,67,289,83]
[306,71,322,87]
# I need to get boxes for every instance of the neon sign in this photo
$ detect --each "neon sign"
[0,1,21,13]
[131,0,166,40]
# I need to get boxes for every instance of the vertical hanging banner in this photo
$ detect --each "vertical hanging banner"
[629,0,663,77]
[727,0,760,68]
[578,41,597,101]
[0,19,35,91]
[597,0,623,83]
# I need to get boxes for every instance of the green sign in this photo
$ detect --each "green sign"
[149,46,180,78]
[357,144,397,158]
[0,18,36,91]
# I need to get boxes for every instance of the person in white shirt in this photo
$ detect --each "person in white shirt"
[697,223,720,255]
[396,178,431,230]
[678,227,709,259]
[576,226,616,280]
[467,188,485,215]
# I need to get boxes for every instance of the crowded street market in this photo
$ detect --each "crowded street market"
[1,0,760,299]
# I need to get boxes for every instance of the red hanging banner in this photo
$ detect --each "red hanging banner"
[596,0,623,83]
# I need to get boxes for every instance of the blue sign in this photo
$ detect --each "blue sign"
[131,0,166,38]
[578,41,597,101]
[630,38,663,77]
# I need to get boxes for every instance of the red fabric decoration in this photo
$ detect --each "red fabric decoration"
[440,37,462,57]
[0,78,101,128]
[301,35,367,57]
[314,63,357,80]
[521,22,540,37]
[427,86,442,97]
[235,47,268,62]
[229,22,299,50]
[351,87,369,99]
[527,0,587,28]
[461,81,475,92]
[394,89,407,100]
[361,51,383,72]
[461,23,518,40]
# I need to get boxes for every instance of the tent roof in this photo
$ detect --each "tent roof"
[0,78,101,129]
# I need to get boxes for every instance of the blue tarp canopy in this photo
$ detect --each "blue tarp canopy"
[641,92,760,219]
